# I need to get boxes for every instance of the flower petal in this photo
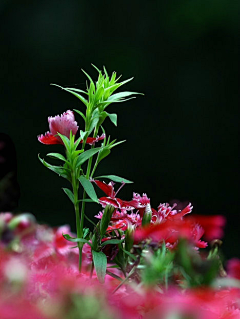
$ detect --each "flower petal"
[48,110,79,140]
[93,180,115,197]
[37,132,62,145]
[85,134,106,145]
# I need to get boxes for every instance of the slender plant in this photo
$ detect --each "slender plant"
[38,65,142,273]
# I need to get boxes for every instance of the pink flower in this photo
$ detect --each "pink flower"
[132,193,151,217]
[38,110,79,145]
[38,110,106,146]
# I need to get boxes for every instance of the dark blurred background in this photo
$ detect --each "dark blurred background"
[0,0,239,259]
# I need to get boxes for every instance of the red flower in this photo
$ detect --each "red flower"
[38,110,79,145]
[186,214,226,241]
[38,110,106,146]
[133,218,193,245]
[92,179,139,210]
[84,134,106,145]
[132,193,151,216]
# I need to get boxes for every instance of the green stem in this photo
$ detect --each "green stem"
[78,126,99,272]
[72,171,82,271]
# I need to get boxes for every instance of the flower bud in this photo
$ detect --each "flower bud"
[100,205,115,237]
[125,224,134,252]
[142,203,152,226]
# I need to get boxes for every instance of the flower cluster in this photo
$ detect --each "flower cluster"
[0,212,240,319]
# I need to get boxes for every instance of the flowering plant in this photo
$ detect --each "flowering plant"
[0,65,240,318]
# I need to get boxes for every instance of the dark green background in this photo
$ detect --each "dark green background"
[0,0,239,258]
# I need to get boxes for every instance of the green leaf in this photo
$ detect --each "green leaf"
[38,155,69,179]
[95,86,104,101]
[65,88,88,95]
[76,147,102,167]
[77,198,95,203]
[57,133,71,152]
[107,91,140,102]
[100,205,115,237]
[96,148,110,164]
[47,153,66,162]
[82,69,94,86]
[88,116,100,135]
[51,84,88,107]
[92,250,107,283]
[74,109,86,121]
[62,188,74,204]
[107,113,117,126]
[91,64,101,73]
[83,228,90,238]
[79,175,98,203]
[101,239,124,246]
[121,248,137,261]
[106,270,123,282]
[96,175,133,184]
[63,234,92,247]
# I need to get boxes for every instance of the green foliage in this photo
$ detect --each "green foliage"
[175,239,220,288]
[63,234,92,247]
[96,175,133,184]
[39,65,142,277]
[99,205,115,237]
[79,176,98,203]
[92,250,107,283]
[62,188,74,204]
[141,243,174,287]
[38,155,71,180]
[76,147,102,167]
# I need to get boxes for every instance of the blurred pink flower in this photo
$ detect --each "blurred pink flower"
[227,258,240,280]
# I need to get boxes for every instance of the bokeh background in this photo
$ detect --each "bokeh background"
[0,0,239,259]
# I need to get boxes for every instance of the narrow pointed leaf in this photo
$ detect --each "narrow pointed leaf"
[57,133,71,152]
[76,147,102,167]
[96,148,110,164]
[51,84,88,106]
[63,234,92,247]
[65,88,88,95]
[121,248,137,261]
[79,175,98,203]
[101,239,124,246]
[107,91,141,101]
[107,113,117,126]
[91,64,101,73]
[92,250,107,283]
[96,175,133,184]
[77,198,95,203]
[109,140,125,149]
[74,109,86,121]
[38,155,69,179]
[47,153,66,162]
[82,69,94,85]
[62,188,74,204]
[88,116,99,135]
